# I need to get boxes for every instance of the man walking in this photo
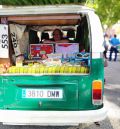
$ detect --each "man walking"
[109,34,120,61]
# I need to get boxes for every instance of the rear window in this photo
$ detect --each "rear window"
[0,14,91,75]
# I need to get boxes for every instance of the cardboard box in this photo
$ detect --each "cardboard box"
[55,43,79,58]
[30,44,54,59]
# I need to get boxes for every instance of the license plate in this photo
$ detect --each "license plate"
[22,89,63,99]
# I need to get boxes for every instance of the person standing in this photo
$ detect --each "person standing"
[109,34,120,61]
[103,34,110,59]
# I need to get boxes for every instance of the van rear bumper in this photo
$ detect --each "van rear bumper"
[0,106,107,125]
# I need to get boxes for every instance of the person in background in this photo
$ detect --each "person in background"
[43,29,69,43]
[67,29,75,43]
[41,32,49,43]
[103,34,110,59]
[103,34,110,84]
[109,34,120,61]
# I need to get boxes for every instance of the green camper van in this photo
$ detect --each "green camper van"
[0,5,107,125]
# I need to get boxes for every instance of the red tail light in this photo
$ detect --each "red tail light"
[92,80,103,105]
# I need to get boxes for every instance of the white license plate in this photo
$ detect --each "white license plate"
[22,89,63,99]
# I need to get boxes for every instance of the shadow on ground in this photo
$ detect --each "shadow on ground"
[104,84,120,108]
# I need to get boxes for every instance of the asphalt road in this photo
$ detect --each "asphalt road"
[0,61,120,129]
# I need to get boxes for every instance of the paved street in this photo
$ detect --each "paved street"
[0,61,120,129]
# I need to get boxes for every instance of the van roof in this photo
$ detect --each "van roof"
[0,5,94,16]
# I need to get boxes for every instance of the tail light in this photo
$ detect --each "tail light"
[92,80,103,105]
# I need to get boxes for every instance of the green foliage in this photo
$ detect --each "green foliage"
[0,0,86,5]
[86,0,120,26]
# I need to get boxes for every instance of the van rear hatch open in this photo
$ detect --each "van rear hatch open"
[0,11,90,76]
[0,6,91,110]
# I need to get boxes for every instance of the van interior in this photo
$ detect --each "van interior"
[0,13,91,75]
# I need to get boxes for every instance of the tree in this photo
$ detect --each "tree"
[86,0,120,26]
[0,0,86,5]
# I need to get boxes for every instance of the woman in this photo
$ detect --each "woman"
[43,29,69,43]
